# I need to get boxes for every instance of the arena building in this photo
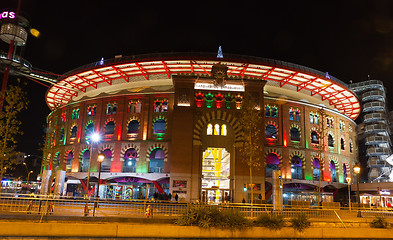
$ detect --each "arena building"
[40,52,360,204]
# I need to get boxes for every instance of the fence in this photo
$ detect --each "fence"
[1,193,393,220]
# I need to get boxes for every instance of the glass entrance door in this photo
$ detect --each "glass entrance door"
[201,148,230,203]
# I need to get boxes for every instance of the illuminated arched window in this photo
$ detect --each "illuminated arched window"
[106,104,112,115]
[221,124,227,136]
[314,114,319,124]
[66,151,73,173]
[123,148,137,173]
[214,124,220,135]
[59,128,65,142]
[153,119,166,134]
[162,100,168,112]
[80,150,90,172]
[207,124,213,135]
[341,138,345,150]
[310,113,314,124]
[105,121,115,135]
[328,134,334,147]
[311,131,319,144]
[206,93,214,108]
[127,120,139,134]
[350,140,353,153]
[295,110,300,121]
[265,106,271,117]
[313,158,321,180]
[149,148,165,173]
[291,156,303,179]
[215,94,223,109]
[290,127,300,141]
[266,124,277,139]
[289,109,294,120]
[112,103,117,114]
[272,107,277,118]
[266,153,280,177]
[330,161,337,182]
[70,126,78,138]
[101,149,112,172]
[85,123,94,139]
[343,164,348,181]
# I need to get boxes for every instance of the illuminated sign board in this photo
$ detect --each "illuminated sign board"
[380,190,390,195]
[194,83,244,92]
[0,11,15,20]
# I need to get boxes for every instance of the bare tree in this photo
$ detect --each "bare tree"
[239,94,264,204]
[0,84,28,188]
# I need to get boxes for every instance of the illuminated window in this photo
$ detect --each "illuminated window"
[266,124,277,139]
[207,124,213,135]
[272,107,277,118]
[214,124,220,135]
[72,108,80,120]
[310,113,314,124]
[106,104,112,115]
[162,101,168,112]
[311,131,319,144]
[215,94,223,109]
[127,120,139,134]
[291,156,303,179]
[123,148,137,173]
[313,158,321,180]
[100,149,112,172]
[66,151,73,173]
[330,161,337,182]
[153,118,166,135]
[80,150,90,172]
[295,110,300,121]
[70,126,78,138]
[59,128,65,142]
[206,93,213,108]
[112,103,117,114]
[290,127,300,141]
[328,134,334,147]
[85,123,94,139]
[314,114,319,124]
[350,140,353,153]
[196,93,203,108]
[235,95,242,109]
[129,100,142,113]
[341,138,345,150]
[105,121,115,135]
[289,109,294,120]
[88,105,96,116]
[266,153,279,177]
[265,106,271,117]
[61,112,66,122]
[221,124,227,136]
[149,148,165,173]
[225,94,232,109]
[343,164,348,181]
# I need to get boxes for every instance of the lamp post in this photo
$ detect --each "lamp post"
[27,171,33,182]
[96,153,105,198]
[353,165,362,217]
[23,163,29,182]
[85,132,100,198]
[346,176,351,212]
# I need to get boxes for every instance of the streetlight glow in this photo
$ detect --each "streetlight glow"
[91,132,100,143]
[353,165,360,174]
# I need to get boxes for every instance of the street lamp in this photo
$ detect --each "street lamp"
[23,163,29,182]
[27,171,33,182]
[85,132,101,198]
[346,176,351,212]
[96,153,105,198]
[353,164,362,217]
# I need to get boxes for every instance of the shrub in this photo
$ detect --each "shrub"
[370,216,389,228]
[175,205,248,229]
[254,213,285,230]
[290,213,311,232]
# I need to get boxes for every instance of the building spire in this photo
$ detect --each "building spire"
[217,45,223,58]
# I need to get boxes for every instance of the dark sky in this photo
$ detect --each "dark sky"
[2,0,393,155]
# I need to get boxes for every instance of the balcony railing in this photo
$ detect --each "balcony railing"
[365,124,389,133]
[364,112,386,123]
[363,101,385,112]
[350,80,385,91]
[366,147,391,156]
[361,90,386,102]
[365,135,389,145]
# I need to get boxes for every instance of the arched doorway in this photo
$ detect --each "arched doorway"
[201,148,230,203]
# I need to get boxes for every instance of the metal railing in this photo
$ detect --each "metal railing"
[1,193,393,221]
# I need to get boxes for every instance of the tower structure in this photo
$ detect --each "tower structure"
[350,80,392,182]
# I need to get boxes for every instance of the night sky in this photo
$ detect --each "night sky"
[2,0,393,156]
